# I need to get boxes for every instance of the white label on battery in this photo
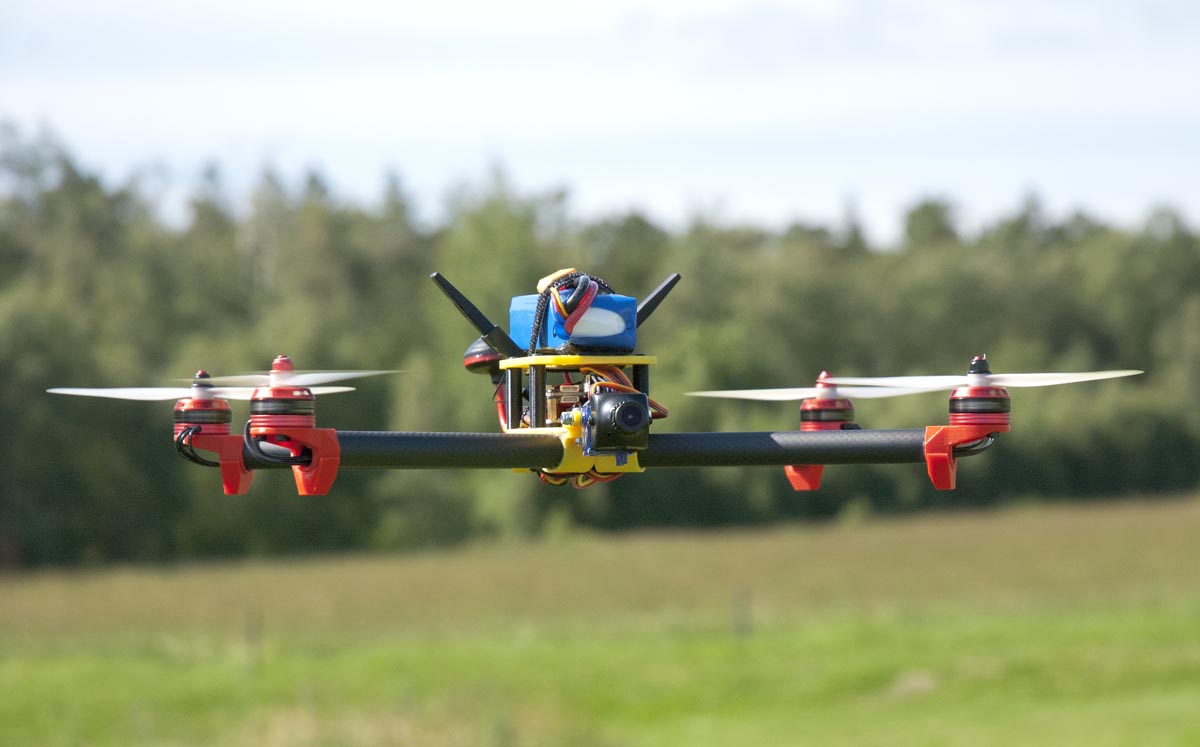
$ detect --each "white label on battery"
[571,308,626,338]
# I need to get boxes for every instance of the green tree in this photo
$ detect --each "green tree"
[903,197,959,250]
[3,124,1198,567]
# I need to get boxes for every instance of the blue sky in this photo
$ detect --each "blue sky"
[2,0,1197,242]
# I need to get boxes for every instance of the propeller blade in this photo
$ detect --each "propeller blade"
[988,370,1143,387]
[195,374,269,387]
[206,388,255,400]
[822,375,968,389]
[837,386,947,398]
[48,387,196,401]
[290,370,396,386]
[308,386,357,396]
[688,387,825,401]
[826,370,1143,390]
[687,385,939,401]
[48,384,357,402]
[202,370,397,387]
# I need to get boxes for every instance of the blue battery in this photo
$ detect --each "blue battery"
[509,293,638,353]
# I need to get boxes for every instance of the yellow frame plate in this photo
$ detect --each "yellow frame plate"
[500,354,657,371]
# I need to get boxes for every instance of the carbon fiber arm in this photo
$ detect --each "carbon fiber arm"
[242,429,931,470]
[638,429,927,467]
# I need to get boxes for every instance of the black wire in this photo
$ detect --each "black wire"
[175,426,221,468]
[242,420,308,466]
[527,271,614,354]
[953,435,997,457]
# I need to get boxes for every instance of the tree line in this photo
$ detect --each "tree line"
[2,125,1197,567]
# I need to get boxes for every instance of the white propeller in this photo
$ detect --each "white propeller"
[688,369,949,402]
[687,385,939,401]
[47,356,384,402]
[199,371,394,387]
[47,385,355,401]
[197,354,397,388]
[823,355,1142,390]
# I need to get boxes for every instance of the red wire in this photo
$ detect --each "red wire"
[494,385,508,431]
[563,280,599,334]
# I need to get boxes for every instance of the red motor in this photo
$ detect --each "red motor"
[172,371,233,438]
[948,356,1012,428]
[798,371,855,431]
[246,355,341,496]
[787,372,856,490]
[249,354,318,429]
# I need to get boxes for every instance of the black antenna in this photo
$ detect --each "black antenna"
[429,272,525,358]
[636,273,682,327]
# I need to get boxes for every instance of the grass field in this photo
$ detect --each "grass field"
[3,497,1200,746]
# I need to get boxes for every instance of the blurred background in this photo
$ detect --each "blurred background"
[2,0,1198,566]
[2,1,1199,745]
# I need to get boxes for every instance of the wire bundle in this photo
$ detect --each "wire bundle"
[527,270,615,353]
[551,276,599,335]
[175,425,220,467]
[537,469,622,488]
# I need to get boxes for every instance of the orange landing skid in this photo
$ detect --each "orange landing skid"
[924,424,1007,490]
[251,427,341,496]
[190,433,254,495]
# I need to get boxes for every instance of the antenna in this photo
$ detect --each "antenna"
[429,272,525,358]
[636,273,682,327]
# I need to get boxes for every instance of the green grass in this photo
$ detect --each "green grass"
[3,497,1200,745]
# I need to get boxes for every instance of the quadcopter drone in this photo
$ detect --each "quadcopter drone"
[49,269,1141,496]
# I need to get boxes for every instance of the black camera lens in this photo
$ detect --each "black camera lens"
[611,400,649,433]
[587,391,651,451]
